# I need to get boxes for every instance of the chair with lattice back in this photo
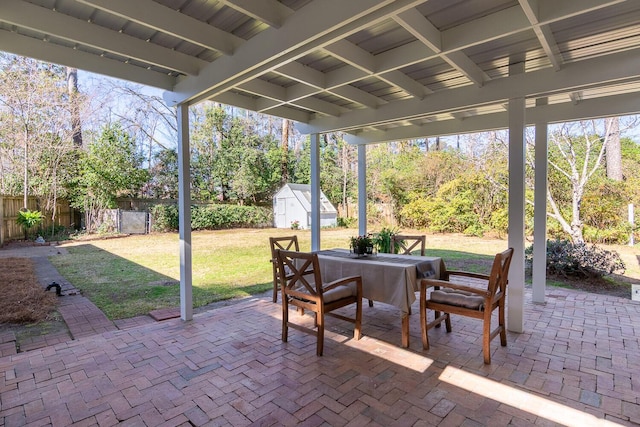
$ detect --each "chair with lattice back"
[276,249,363,356]
[269,236,299,303]
[419,247,514,364]
[392,235,426,256]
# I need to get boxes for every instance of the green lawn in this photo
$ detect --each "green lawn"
[50,228,639,320]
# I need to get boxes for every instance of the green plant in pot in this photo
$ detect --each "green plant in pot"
[16,209,44,240]
[350,234,374,256]
[374,227,400,254]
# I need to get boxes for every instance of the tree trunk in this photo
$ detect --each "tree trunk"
[23,128,28,209]
[281,119,290,184]
[605,117,622,181]
[67,67,83,147]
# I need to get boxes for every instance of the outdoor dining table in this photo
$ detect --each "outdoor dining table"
[315,249,445,348]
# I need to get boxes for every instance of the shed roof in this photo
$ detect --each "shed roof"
[277,183,337,214]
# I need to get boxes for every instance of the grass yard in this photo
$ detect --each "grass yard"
[50,228,640,320]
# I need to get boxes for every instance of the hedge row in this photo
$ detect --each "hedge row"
[150,204,272,232]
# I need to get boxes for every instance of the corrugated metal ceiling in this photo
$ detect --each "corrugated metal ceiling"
[1,0,639,142]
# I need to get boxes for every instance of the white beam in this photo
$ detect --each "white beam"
[0,0,206,76]
[0,30,175,89]
[222,0,293,29]
[330,85,387,109]
[441,51,489,87]
[298,48,640,134]
[519,0,562,70]
[394,8,488,86]
[177,103,193,321]
[294,97,348,117]
[532,98,548,304]
[537,0,625,24]
[324,40,376,73]
[394,8,441,52]
[378,70,429,99]
[165,0,427,105]
[76,0,243,55]
[310,134,321,251]
[358,144,367,236]
[276,62,326,89]
[507,63,526,334]
[343,90,640,144]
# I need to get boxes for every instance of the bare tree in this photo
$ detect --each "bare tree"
[528,120,615,243]
[0,55,72,210]
[281,119,291,184]
[605,116,622,181]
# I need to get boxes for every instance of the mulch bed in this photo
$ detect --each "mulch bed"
[0,258,58,323]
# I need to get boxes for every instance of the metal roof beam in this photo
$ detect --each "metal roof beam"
[0,30,175,89]
[298,48,640,133]
[394,8,489,86]
[519,0,562,70]
[221,0,293,29]
[76,0,243,55]
[345,90,640,144]
[0,0,205,75]
[165,0,428,106]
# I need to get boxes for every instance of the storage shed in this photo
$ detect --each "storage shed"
[273,184,337,229]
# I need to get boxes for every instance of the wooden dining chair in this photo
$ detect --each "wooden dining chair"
[385,235,426,314]
[392,235,426,256]
[276,249,363,356]
[419,247,514,364]
[269,236,299,303]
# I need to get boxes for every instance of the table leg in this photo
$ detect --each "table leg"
[402,313,410,348]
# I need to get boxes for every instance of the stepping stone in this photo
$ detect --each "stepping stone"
[149,307,181,321]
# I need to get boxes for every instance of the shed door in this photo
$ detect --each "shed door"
[276,198,286,227]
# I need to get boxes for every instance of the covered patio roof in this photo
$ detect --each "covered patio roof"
[2,1,639,330]
[2,0,639,142]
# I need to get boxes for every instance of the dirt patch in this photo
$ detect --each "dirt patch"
[549,275,632,299]
[0,257,68,347]
[0,258,58,323]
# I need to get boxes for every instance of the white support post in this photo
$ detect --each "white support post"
[532,99,548,304]
[629,204,635,246]
[177,103,193,321]
[357,144,367,237]
[507,62,526,333]
[310,133,321,251]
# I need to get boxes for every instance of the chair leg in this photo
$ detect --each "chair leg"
[273,282,278,303]
[282,299,289,343]
[499,302,507,346]
[354,299,362,340]
[368,299,373,307]
[420,297,429,350]
[444,312,452,332]
[317,313,324,356]
[483,312,492,364]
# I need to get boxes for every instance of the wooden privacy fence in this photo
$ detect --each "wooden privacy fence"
[0,196,73,246]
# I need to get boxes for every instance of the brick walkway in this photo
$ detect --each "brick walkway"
[0,245,153,354]
[1,286,638,426]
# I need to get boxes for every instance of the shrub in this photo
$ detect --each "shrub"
[399,196,432,229]
[151,204,179,232]
[583,224,633,245]
[150,203,273,231]
[336,216,356,228]
[525,239,626,279]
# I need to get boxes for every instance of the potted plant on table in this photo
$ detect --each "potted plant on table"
[350,234,374,257]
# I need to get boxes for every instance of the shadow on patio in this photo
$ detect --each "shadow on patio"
[0,287,638,426]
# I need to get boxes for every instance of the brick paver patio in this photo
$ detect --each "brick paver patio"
[1,287,639,426]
